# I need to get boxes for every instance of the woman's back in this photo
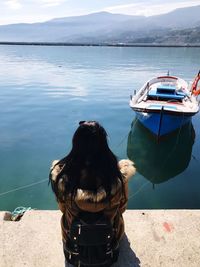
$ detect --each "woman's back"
[49,121,136,267]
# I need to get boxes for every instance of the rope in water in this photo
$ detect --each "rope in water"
[0,121,133,198]
[0,116,190,200]
[0,178,48,197]
[115,117,139,149]
[128,181,150,200]
[158,112,185,172]
[0,176,149,200]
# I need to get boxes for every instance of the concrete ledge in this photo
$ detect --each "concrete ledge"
[0,210,200,267]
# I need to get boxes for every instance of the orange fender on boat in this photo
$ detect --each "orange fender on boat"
[193,87,200,96]
[191,71,200,95]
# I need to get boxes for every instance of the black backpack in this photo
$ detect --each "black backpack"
[64,211,119,267]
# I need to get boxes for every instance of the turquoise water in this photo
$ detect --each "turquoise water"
[0,45,200,210]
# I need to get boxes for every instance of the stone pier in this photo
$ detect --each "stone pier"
[0,210,200,267]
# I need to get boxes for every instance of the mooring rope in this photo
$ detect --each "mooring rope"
[0,178,48,197]
[0,124,133,199]
[115,117,139,149]
[128,181,150,200]
[158,112,185,171]
[0,115,189,202]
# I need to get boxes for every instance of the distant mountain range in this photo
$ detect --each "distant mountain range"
[0,5,200,45]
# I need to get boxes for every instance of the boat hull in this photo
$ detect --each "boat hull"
[136,111,191,137]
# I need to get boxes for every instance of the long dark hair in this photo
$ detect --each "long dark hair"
[50,121,124,201]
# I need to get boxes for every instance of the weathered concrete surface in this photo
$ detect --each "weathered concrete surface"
[0,210,200,267]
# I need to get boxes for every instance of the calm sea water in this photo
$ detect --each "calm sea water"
[0,45,200,211]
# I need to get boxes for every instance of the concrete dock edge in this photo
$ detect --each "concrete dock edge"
[0,210,200,267]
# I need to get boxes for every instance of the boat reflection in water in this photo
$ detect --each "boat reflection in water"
[127,120,195,184]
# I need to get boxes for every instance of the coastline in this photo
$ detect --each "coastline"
[0,41,200,47]
[1,209,200,267]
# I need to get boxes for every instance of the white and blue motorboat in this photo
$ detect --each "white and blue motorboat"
[129,73,200,137]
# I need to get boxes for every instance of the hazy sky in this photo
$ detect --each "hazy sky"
[1,0,200,25]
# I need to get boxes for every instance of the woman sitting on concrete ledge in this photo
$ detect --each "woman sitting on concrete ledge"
[49,120,136,267]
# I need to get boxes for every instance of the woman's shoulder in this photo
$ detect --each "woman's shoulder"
[118,159,136,181]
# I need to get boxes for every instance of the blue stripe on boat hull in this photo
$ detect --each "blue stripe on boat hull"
[136,112,191,136]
